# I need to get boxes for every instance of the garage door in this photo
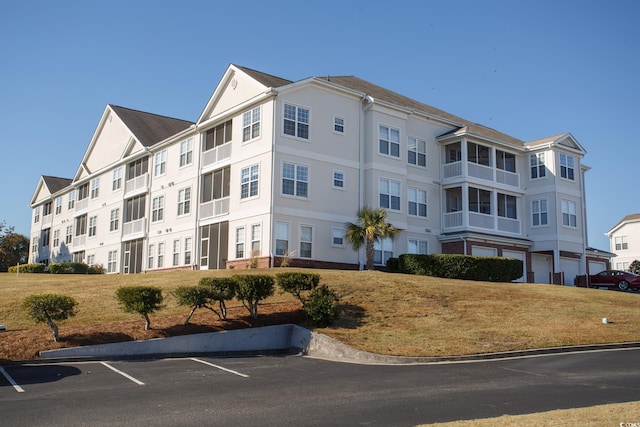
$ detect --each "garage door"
[471,246,497,257]
[588,261,606,275]
[531,254,552,284]
[560,258,580,286]
[503,250,526,282]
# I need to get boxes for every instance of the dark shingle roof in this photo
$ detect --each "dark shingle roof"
[235,65,293,88]
[110,105,194,147]
[42,176,72,194]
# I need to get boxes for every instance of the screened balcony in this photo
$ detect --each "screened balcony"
[443,187,521,235]
[442,141,520,188]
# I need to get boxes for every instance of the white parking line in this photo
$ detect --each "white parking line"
[189,358,250,378]
[0,366,25,393]
[100,362,145,385]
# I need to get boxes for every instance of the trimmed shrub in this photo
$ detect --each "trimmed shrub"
[398,254,523,282]
[87,263,106,274]
[276,272,320,305]
[8,263,46,274]
[233,274,275,319]
[173,285,216,324]
[115,286,164,330]
[303,285,339,327]
[49,262,89,274]
[22,294,78,342]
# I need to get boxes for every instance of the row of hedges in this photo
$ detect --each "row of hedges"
[388,254,523,282]
[8,262,105,274]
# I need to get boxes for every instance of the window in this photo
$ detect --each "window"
[468,142,491,166]
[408,137,426,167]
[616,261,630,271]
[127,157,148,180]
[65,225,73,244]
[496,150,516,173]
[43,201,52,217]
[446,142,462,163]
[148,244,155,269]
[560,153,575,180]
[408,239,428,255]
[201,166,230,203]
[31,236,38,254]
[530,153,546,179]
[379,178,401,211]
[157,242,164,268]
[408,188,427,217]
[177,187,191,216]
[615,236,628,251]
[124,195,146,222]
[107,250,118,273]
[77,183,89,201]
[236,227,245,259]
[299,225,313,258]
[110,208,120,232]
[251,224,261,256]
[86,254,95,266]
[75,214,87,236]
[374,237,393,266]
[240,164,259,199]
[561,200,577,227]
[275,222,289,256]
[172,239,180,266]
[155,150,167,176]
[282,163,309,198]
[152,196,164,222]
[379,125,400,157]
[53,229,60,247]
[33,206,40,223]
[531,199,548,226]
[333,116,345,134]
[112,167,122,191]
[204,120,232,150]
[90,178,100,199]
[88,216,97,237]
[332,171,344,189]
[332,228,344,247]
[41,229,50,247]
[179,138,193,167]
[68,192,75,209]
[55,197,62,215]
[468,187,491,214]
[242,107,261,142]
[497,193,517,219]
[184,237,192,265]
[284,103,309,139]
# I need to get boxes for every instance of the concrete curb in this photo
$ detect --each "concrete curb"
[38,324,640,365]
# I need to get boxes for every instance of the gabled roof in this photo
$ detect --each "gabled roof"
[110,105,194,147]
[607,213,640,235]
[42,176,72,194]
[30,175,73,206]
[439,123,527,147]
[526,132,586,154]
[235,65,292,88]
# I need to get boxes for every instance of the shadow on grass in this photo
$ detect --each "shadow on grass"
[63,331,134,346]
[332,303,366,329]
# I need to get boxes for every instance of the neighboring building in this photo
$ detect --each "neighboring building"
[606,214,640,270]
[29,64,610,283]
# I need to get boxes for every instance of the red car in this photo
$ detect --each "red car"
[589,270,640,291]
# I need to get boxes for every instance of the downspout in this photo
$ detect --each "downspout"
[580,165,589,276]
[269,94,278,268]
[358,95,372,269]
[193,125,202,269]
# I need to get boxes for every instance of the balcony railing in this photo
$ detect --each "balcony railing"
[443,161,462,179]
[199,197,230,219]
[442,161,520,188]
[468,162,493,181]
[122,217,146,238]
[73,234,86,248]
[75,197,89,212]
[443,211,521,235]
[202,143,232,168]
[42,214,52,227]
[496,169,519,187]
[124,173,149,196]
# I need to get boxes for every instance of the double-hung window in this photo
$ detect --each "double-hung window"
[240,164,259,199]
[531,199,548,226]
[235,227,245,259]
[333,116,345,134]
[282,163,308,198]
[299,225,313,258]
[561,199,577,227]
[53,229,60,247]
[177,187,191,216]
[65,225,73,244]
[331,228,344,247]
[107,250,118,273]
[530,153,546,179]
[55,197,62,215]
[407,137,426,166]
[374,237,393,266]
[242,107,260,142]
[379,178,401,211]
[615,236,628,250]
[179,138,193,167]
[155,150,167,176]
[408,187,427,217]
[90,178,100,199]
[379,125,400,157]
[172,239,180,266]
[184,237,192,265]
[332,171,344,189]
[408,239,428,255]
[33,206,40,223]
[251,224,261,256]
[275,222,289,256]
[284,103,309,139]
[68,192,75,209]
[152,196,164,222]
[88,216,97,237]
[560,153,575,180]
[112,167,122,191]
[110,208,120,231]
[148,244,155,269]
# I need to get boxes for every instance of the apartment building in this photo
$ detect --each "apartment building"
[606,214,640,270]
[29,64,610,283]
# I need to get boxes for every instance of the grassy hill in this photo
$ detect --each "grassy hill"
[1,268,640,360]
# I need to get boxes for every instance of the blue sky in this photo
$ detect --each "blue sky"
[1,0,638,251]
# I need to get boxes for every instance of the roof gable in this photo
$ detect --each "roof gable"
[607,213,640,235]
[30,175,72,206]
[526,133,586,154]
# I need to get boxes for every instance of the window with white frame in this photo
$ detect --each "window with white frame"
[282,162,308,198]
[77,182,89,201]
[184,237,192,265]
[55,197,62,215]
[615,236,628,250]
[88,215,97,237]
[242,106,261,142]
[374,237,393,266]
[408,239,428,255]
[530,153,546,179]
[157,242,164,268]
[241,164,259,199]
[379,125,400,157]
[496,150,516,173]
[251,224,261,257]
[275,222,289,256]
[110,208,119,232]
[41,228,50,247]
[65,225,73,244]
[177,187,191,216]
[408,187,427,217]
[379,178,401,211]
[236,227,245,259]
[331,228,344,247]
[560,153,575,180]
[107,250,118,273]
[179,138,193,167]
[43,201,52,217]
[90,178,100,199]
[152,196,164,222]
[113,167,122,191]
[86,254,95,266]
[284,103,309,139]
[468,187,491,214]
[53,229,60,248]
[408,137,426,167]
[33,206,40,223]
[332,171,344,189]
[67,192,75,210]
[616,261,630,271]
[561,199,577,227]
[497,193,517,219]
[172,239,180,266]
[468,142,491,166]
[148,244,155,269]
[154,150,167,176]
[531,199,548,226]
[299,225,313,258]
[333,116,345,134]
[31,236,38,254]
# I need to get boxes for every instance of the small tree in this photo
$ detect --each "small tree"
[276,272,320,305]
[200,277,237,320]
[345,206,398,270]
[115,286,163,330]
[233,274,275,319]
[629,260,640,275]
[173,285,216,325]
[22,294,78,342]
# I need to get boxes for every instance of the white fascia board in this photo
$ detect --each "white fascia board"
[197,90,277,130]
[148,124,197,153]
[196,66,238,125]
[29,177,47,207]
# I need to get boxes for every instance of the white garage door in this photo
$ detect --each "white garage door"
[560,258,580,286]
[532,254,552,284]
[503,250,526,282]
[588,261,606,275]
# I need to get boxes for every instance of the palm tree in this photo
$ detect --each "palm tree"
[345,206,398,270]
